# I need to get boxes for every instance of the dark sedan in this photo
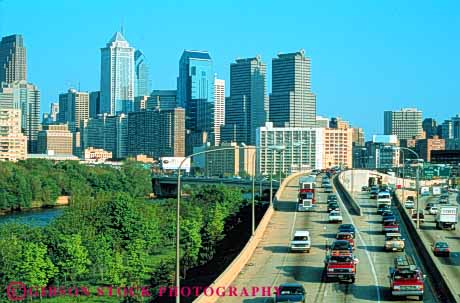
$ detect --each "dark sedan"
[275,283,306,303]
[338,224,356,238]
[432,241,450,257]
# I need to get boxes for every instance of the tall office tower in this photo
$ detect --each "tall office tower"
[127,108,185,158]
[329,117,350,129]
[81,114,128,159]
[37,124,73,155]
[0,34,26,83]
[134,50,150,97]
[89,91,100,118]
[0,80,40,153]
[42,103,59,125]
[147,90,177,110]
[214,76,225,146]
[422,118,437,139]
[100,31,134,115]
[0,108,27,161]
[177,50,214,154]
[384,108,423,140]
[58,88,89,131]
[221,56,268,145]
[440,120,453,139]
[269,50,316,128]
[452,114,460,139]
[352,127,365,146]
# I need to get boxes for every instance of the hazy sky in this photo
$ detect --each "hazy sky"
[1,0,459,138]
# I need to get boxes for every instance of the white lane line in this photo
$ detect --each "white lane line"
[337,185,382,303]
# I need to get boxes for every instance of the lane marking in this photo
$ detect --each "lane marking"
[336,182,382,303]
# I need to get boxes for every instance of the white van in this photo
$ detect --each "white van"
[377,191,391,206]
[290,230,311,253]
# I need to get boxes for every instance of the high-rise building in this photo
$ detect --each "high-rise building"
[58,88,89,131]
[316,116,329,128]
[42,103,59,125]
[415,136,445,162]
[177,50,214,154]
[269,50,316,128]
[221,56,268,145]
[422,118,437,139]
[384,108,423,140]
[0,80,40,153]
[214,76,225,146]
[134,96,149,112]
[134,50,150,97]
[100,32,134,115]
[364,142,400,169]
[37,124,73,155]
[256,122,323,174]
[0,34,26,84]
[323,128,353,169]
[441,120,453,139]
[329,117,350,129]
[0,108,27,161]
[127,108,185,158]
[352,127,365,146]
[147,90,177,111]
[89,91,100,118]
[82,114,128,159]
[452,114,460,139]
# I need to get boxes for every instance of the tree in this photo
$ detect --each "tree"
[180,205,203,278]
[106,251,126,286]
[124,238,148,285]
[55,234,91,283]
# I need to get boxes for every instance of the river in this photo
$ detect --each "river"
[0,207,64,227]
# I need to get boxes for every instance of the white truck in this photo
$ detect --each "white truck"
[435,205,458,230]
[432,186,441,196]
[377,191,392,207]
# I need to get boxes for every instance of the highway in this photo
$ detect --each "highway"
[397,191,460,301]
[215,174,440,303]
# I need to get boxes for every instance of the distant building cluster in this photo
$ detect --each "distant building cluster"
[1,32,458,177]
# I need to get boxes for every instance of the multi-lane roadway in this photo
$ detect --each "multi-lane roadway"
[215,174,440,303]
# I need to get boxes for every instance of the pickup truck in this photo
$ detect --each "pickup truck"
[323,253,358,283]
[384,233,405,252]
[389,255,425,301]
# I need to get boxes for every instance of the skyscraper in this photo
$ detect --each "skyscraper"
[441,120,453,139]
[452,114,460,139]
[422,118,437,139]
[127,108,185,158]
[0,34,26,83]
[134,50,150,97]
[147,90,177,111]
[221,56,268,145]
[0,80,40,153]
[100,32,134,115]
[177,50,214,154]
[89,91,100,118]
[269,50,316,128]
[384,108,423,140]
[58,88,89,131]
[214,76,225,146]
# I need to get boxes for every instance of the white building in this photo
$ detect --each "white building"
[256,122,323,175]
[214,76,225,146]
[100,32,134,115]
[0,108,27,161]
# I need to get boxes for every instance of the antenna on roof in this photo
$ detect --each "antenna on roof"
[121,18,125,35]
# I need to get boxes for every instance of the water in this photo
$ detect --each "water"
[0,207,64,227]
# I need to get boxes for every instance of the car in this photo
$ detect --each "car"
[370,186,379,199]
[327,194,338,203]
[275,283,306,303]
[425,202,435,211]
[381,209,393,217]
[329,210,343,223]
[382,220,400,233]
[338,224,356,238]
[382,213,396,223]
[336,232,355,248]
[361,186,369,192]
[323,184,333,193]
[438,196,449,204]
[327,203,340,212]
[384,233,405,252]
[427,206,438,215]
[329,239,353,254]
[377,204,391,215]
[290,230,311,253]
[405,200,415,209]
[432,241,450,257]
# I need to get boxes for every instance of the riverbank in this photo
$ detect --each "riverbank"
[0,195,69,216]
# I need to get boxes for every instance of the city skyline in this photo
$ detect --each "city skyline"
[1,1,459,139]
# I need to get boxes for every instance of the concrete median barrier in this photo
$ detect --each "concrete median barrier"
[394,192,459,303]
[335,173,362,216]
[193,171,308,303]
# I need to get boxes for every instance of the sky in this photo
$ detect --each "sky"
[1,0,459,138]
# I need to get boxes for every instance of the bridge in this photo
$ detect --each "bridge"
[152,175,279,198]
[191,170,460,303]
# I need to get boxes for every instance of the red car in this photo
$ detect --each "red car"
[383,221,400,234]
[336,232,355,249]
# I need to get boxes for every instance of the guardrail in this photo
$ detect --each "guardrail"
[193,171,308,303]
[394,192,459,303]
[335,173,362,216]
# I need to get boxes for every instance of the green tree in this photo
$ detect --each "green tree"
[180,205,203,278]
[55,234,91,283]
[106,251,126,285]
[124,238,148,285]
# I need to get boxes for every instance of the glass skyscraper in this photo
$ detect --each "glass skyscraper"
[177,50,214,154]
[100,32,134,115]
[134,50,150,97]
[0,34,27,84]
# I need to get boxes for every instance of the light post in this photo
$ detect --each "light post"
[393,147,422,229]
[270,145,286,208]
